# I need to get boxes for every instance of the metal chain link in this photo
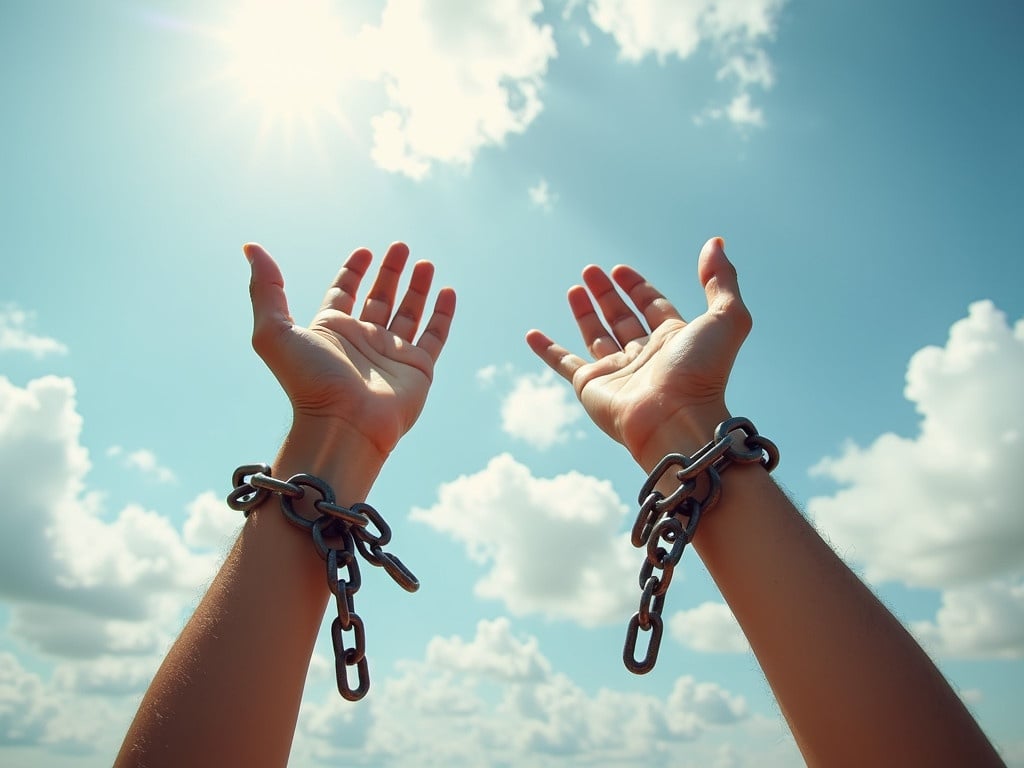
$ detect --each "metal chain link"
[623,417,779,675]
[227,464,419,701]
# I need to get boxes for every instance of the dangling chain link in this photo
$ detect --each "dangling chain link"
[227,464,418,701]
[623,417,779,675]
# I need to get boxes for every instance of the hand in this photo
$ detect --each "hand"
[526,237,750,469]
[245,241,456,461]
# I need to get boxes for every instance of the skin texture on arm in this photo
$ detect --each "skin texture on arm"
[115,242,455,768]
[527,237,1004,767]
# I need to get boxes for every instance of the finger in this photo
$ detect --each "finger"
[525,329,587,383]
[389,260,434,342]
[569,284,620,358]
[581,265,648,347]
[243,243,293,355]
[610,264,684,328]
[415,286,456,363]
[360,242,410,326]
[698,237,752,334]
[320,247,373,315]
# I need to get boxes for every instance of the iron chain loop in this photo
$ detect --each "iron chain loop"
[228,464,419,701]
[622,418,779,675]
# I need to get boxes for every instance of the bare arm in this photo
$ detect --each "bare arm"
[527,237,1002,767]
[115,242,455,767]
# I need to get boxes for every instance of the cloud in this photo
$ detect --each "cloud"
[669,601,750,654]
[183,490,243,550]
[474,362,513,387]
[107,445,176,482]
[528,178,558,212]
[500,370,582,449]
[911,580,1024,660]
[586,0,785,127]
[426,617,550,682]
[360,0,557,179]
[0,375,218,661]
[296,618,758,766]
[411,454,636,625]
[808,301,1024,657]
[697,92,764,127]
[0,652,122,754]
[0,305,68,357]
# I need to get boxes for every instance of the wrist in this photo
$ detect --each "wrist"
[631,403,733,473]
[276,414,388,502]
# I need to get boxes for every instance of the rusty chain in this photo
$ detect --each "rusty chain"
[227,463,418,701]
[623,417,779,675]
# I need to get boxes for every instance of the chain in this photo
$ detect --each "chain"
[227,464,418,701]
[623,417,779,675]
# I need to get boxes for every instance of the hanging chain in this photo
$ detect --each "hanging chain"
[227,464,418,701]
[623,417,779,675]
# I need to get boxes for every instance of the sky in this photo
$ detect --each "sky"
[1,0,1023,765]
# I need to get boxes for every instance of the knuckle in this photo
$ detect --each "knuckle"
[717,297,752,333]
[251,320,283,355]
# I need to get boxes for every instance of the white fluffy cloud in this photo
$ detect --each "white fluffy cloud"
[911,580,1024,660]
[295,617,762,766]
[0,376,219,661]
[427,617,550,681]
[587,0,785,127]
[183,490,244,550]
[501,370,582,449]
[669,601,750,654]
[0,652,114,753]
[808,301,1024,658]
[361,0,557,179]
[0,305,67,357]
[411,454,636,625]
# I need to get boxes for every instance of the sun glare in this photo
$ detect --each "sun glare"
[212,0,354,142]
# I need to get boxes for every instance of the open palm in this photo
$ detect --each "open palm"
[527,238,750,467]
[245,241,456,457]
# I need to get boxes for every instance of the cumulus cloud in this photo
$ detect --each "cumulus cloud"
[183,490,243,550]
[411,454,636,625]
[360,0,557,179]
[0,305,67,357]
[0,375,218,661]
[296,617,758,766]
[427,617,550,681]
[586,0,785,127]
[501,370,582,449]
[911,580,1024,660]
[808,301,1024,657]
[0,652,122,754]
[669,601,750,654]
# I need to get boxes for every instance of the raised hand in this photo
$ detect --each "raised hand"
[526,237,750,468]
[245,241,456,460]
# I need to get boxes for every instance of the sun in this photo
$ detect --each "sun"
[211,0,355,141]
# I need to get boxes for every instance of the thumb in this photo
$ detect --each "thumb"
[243,242,293,352]
[698,237,750,318]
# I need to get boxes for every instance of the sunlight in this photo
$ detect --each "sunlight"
[211,0,356,143]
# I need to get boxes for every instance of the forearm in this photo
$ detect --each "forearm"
[639,419,1003,767]
[115,417,385,768]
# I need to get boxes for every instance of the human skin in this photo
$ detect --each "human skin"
[526,237,1004,767]
[114,242,455,768]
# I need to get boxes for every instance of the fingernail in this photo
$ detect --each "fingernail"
[242,244,255,264]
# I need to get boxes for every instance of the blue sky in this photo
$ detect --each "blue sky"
[2,0,1022,765]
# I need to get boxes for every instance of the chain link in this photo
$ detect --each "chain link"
[623,417,779,675]
[227,464,418,701]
